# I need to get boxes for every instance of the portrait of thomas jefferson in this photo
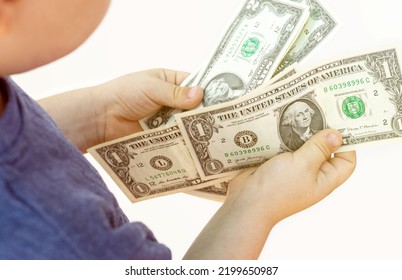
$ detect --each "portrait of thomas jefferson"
[279,100,324,151]
[203,73,245,107]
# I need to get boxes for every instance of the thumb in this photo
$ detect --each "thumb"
[176,86,204,109]
[293,129,343,170]
[154,81,204,110]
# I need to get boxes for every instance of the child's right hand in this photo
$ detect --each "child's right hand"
[185,129,356,259]
[227,129,356,225]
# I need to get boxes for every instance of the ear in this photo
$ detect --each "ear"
[0,0,16,36]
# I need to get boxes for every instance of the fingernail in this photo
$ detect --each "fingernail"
[187,86,200,100]
[327,132,342,147]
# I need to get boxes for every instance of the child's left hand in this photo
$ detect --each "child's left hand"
[39,68,203,151]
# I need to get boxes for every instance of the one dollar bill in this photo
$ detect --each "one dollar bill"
[88,125,223,202]
[185,63,300,200]
[176,47,402,180]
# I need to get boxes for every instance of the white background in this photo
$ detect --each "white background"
[11,0,402,259]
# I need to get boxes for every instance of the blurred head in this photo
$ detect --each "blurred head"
[0,0,111,75]
[206,78,230,97]
[283,101,315,129]
[203,73,244,106]
[204,77,232,106]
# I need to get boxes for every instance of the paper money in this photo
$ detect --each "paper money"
[193,0,308,108]
[88,125,223,202]
[275,0,337,74]
[176,47,402,180]
[185,63,300,200]
[185,0,337,200]
[139,0,309,130]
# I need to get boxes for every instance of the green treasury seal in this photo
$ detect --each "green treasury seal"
[342,96,365,119]
[241,37,260,58]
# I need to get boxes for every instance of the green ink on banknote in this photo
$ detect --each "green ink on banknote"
[342,96,365,119]
[241,37,260,57]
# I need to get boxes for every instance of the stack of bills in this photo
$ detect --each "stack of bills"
[89,0,402,203]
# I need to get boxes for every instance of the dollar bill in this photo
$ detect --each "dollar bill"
[185,63,300,200]
[193,0,309,108]
[275,0,337,74]
[139,0,309,130]
[89,65,301,203]
[88,125,224,202]
[176,47,402,180]
[183,1,337,200]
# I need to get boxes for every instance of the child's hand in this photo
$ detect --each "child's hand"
[98,68,203,141]
[39,68,203,151]
[227,129,356,225]
[184,129,356,259]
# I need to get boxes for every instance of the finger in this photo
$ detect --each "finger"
[328,151,357,184]
[315,150,356,194]
[293,129,343,171]
[150,80,204,109]
[143,69,204,110]
[155,68,190,86]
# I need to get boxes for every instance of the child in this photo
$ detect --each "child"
[0,0,356,259]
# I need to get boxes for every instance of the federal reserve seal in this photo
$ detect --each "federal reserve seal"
[342,96,365,119]
[234,130,258,148]
[150,155,173,171]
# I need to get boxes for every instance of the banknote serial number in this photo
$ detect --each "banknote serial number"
[224,145,270,157]
[323,77,371,93]
[145,169,187,181]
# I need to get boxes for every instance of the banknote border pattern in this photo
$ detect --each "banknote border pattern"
[342,49,402,143]
[277,0,337,72]
[198,0,307,92]
[94,134,207,199]
[180,49,402,177]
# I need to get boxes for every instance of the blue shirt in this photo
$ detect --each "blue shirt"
[0,77,171,259]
